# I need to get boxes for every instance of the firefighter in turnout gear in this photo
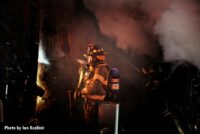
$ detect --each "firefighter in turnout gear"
[79,44,109,133]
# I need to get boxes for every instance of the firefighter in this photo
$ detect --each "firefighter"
[80,43,109,133]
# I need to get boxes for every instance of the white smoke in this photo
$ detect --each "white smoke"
[154,0,200,68]
[84,0,200,69]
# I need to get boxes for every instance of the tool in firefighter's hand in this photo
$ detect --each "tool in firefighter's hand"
[74,59,88,100]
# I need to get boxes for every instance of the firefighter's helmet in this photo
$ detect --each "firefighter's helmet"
[84,43,107,61]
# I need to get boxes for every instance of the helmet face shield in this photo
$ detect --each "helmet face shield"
[87,44,94,56]
[87,46,91,56]
[87,56,93,64]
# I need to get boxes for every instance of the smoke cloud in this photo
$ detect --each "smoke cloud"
[83,0,200,69]
[154,0,200,69]
[83,0,159,56]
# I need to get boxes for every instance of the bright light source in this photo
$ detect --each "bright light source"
[38,40,49,65]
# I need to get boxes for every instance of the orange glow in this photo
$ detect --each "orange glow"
[36,63,48,112]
